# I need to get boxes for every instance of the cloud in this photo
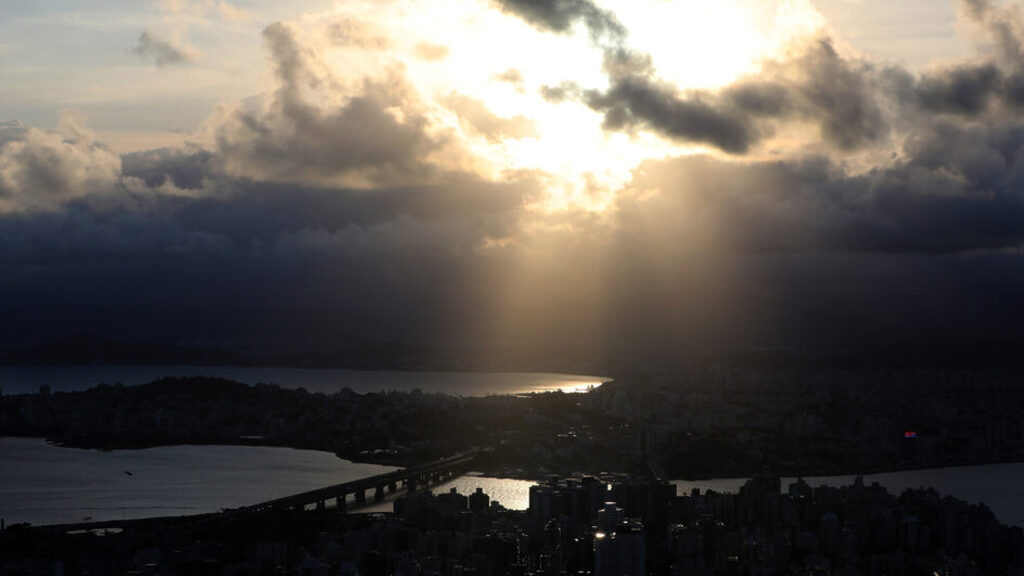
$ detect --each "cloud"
[958,0,1024,63]
[915,63,1003,115]
[0,120,29,147]
[443,93,539,142]
[414,42,450,62]
[914,2,1024,115]
[580,16,1024,154]
[9,2,1024,356]
[598,114,1024,350]
[493,68,524,87]
[961,0,993,22]
[327,18,393,51]
[491,0,626,41]
[0,120,538,348]
[209,22,453,188]
[131,31,196,68]
[0,112,121,213]
[619,128,1024,256]
[121,146,213,190]
[582,38,891,154]
[585,55,758,153]
[539,81,581,102]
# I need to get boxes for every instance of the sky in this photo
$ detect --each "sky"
[2,0,1024,361]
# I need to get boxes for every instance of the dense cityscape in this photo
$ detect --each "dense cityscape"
[4,369,1024,479]
[3,370,1024,574]
[3,469,1022,575]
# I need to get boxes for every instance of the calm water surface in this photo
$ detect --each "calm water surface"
[0,438,396,526]
[360,473,536,514]
[0,366,607,397]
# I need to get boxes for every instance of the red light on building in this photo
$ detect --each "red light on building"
[904,431,917,439]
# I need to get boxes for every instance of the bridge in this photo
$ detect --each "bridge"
[238,450,481,514]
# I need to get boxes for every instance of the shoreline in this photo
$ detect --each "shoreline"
[10,435,1022,487]
[0,365,612,398]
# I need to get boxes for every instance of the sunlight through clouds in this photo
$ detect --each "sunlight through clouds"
[293,0,832,213]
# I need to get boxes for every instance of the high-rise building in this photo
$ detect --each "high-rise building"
[469,487,490,511]
[594,503,645,576]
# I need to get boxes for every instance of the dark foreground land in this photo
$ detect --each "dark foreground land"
[3,473,1023,575]
[2,367,1024,479]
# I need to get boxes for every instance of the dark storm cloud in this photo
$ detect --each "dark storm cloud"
[131,31,193,68]
[575,6,1024,155]
[0,175,531,265]
[0,118,536,347]
[587,76,758,153]
[583,39,888,154]
[491,0,626,41]
[603,113,1024,350]
[0,197,237,266]
[916,63,1002,115]
[172,177,534,252]
[620,125,1024,255]
[612,101,1024,255]
[1006,70,1024,106]
[778,39,888,150]
[584,48,758,153]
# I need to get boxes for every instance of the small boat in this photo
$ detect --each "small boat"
[123,470,133,476]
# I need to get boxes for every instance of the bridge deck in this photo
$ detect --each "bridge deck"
[240,451,478,512]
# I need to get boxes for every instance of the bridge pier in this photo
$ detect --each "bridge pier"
[239,452,476,513]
